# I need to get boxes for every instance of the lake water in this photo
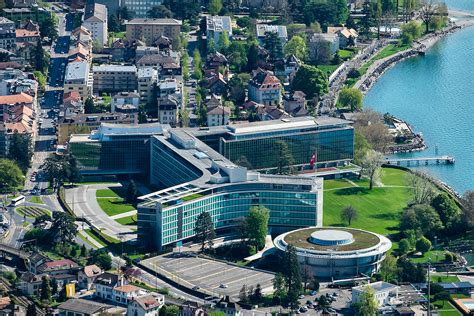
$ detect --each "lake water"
[364,12,474,194]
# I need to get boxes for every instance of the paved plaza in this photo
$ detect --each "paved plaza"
[141,252,275,299]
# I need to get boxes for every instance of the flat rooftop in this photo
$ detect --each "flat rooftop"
[284,227,380,251]
[125,18,182,25]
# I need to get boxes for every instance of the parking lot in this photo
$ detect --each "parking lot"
[47,57,67,88]
[141,252,274,300]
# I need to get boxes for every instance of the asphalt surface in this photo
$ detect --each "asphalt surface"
[64,184,137,241]
[46,57,67,89]
[65,13,74,32]
[141,252,275,300]
[54,36,71,54]
[42,90,64,109]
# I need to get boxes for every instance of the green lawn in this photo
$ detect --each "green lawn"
[96,188,124,198]
[115,215,137,225]
[432,300,461,316]
[96,198,135,217]
[323,168,412,236]
[83,229,107,247]
[29,196,44,204]
[339,49,355,59]
[430,275,460,283]
[16,206,51,218]
[324,179,355,190]
[411,250,447,264]
[317,64,340,76]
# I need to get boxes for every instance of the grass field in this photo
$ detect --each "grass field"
[115,215,137,225]
[317,64,340,76]
[83,229,107,247]
[411,250,447,264]
[29,196,44,204]
[16,206,51,218]
[96,198,134,217]
[96,188,124,198]
[323,168,412,237]
[430,275,460,283]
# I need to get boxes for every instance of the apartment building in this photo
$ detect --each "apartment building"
[93,64,137,93]
[64,60,93,100]
[125,18,182,46]
[83,3,108,47]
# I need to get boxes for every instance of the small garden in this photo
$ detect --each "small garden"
[16,206,51,219]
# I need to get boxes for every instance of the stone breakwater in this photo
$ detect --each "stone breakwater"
[355,24,463,95]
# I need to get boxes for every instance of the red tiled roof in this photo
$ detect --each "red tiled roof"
[15,29,40,38]
[0,92,33,105]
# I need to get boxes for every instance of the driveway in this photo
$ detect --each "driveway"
[65,184,136,242]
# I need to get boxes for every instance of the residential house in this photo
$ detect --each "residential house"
[64,59,93,100]
[93,64,138,93]
[283,90,306,114]
[125,19,182,46]
[0,17,15,52]
[112,284,147,305]
[78,264,102,290]
[94,272,121,301]
[352,282,399,307]
[58,298,126,316]
[18,272,76,296]
[154,35,172,50]
[206,16,232,49]
[182,301,206,316]
[61,91,84,118]
[71,26,93,51]
[15,28,40,44]
[256,24,288,46]
[274,54,301,81]
[157,78,181,104]
[36,258,80,275]
[127,293,165,316]
[111,91,140,113]
[136,52,180,76]
[257,105,290,121]
[309,33,339,64]
[137,67,158,104]
[327,26,358,48]
[83,3,108,48]
[108,39,138,62]
[157,95,178,127]
[207,105,230,127]
[206,72,227,96]
[206,52,228,73]
[135,46,159,61]
[248,69,282,106]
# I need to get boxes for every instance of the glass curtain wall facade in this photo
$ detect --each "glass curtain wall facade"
[150,137,203,189]
[138,183,319,250]
[70,135,150,174]
[220,128,354,170]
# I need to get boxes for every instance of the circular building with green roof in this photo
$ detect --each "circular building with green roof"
[274,227,392,280]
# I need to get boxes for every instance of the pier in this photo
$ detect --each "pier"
[385,156,455,166]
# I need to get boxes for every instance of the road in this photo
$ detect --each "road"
[64,184,136,241]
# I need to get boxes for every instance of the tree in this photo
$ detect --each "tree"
[227,41,248,72]
[338,88,363,111]
[332,51,342,65]
[445,252,454,263]
[273,273,286,304]
[40,276,51,302]
[408,171,436,205]
[51,212,77,245]
[360,150,385,190]
[379,254,397,282]
[42,154,81,188]
[431,193,461,232]
[292,64,328,99]
[7,131,33,173]
[126,180,138,204]
[0,159,23,192]
[375,0,383,39]
[50,278,58,295]
[108,14,121,32]
[81,244,87,257]
[161,305,180,316]
[264,31,284,61]
[208,0,223,15]
[397,257,426,283]
[462,191,474,229]
[434,291,451,304]
[26,304,37,316]
[194,212,216,252]
[284,35,307,61]
[34,214,51,227]
[275,140,295,175]
[401,204,442,238]
[218,31,230,52]
[33,40,48,72]
[318,295,331,308]
[283,245,302,309]
[310,277,320,291]
[401,21,422,42]
[245,206,270,252]
[253,284,263,302]
[416,236,432,254]
[398,238,412,255]
[360,0,373,39]
[353,286,378,316]
[39,14,58,41]
[341,205,358,225]
[246,42,259,71]
[239,285,248,303]
[420,0,439,33]
[193,49,203,80]
[91,249,112,270]
[84,97,95,114]
[147,5,173,18]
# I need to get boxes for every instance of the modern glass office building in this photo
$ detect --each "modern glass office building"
[138,131,323,250]
[217,117,354,171]
[69,123,166,175]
